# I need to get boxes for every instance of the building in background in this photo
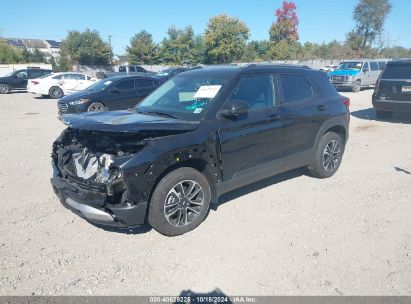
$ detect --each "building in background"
[5,38,61,61]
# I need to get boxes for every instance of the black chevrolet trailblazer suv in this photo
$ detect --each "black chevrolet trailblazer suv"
[51,64,350,236]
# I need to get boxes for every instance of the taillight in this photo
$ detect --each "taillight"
[340,96,350,109]
[31,81,39,85]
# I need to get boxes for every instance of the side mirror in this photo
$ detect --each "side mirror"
[218,100,249,119]
[109,87,120,94]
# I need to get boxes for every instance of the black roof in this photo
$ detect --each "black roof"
[105,75,156,81]
[46,40,61,48]
[182,64,312,77]
[388,59,411,65]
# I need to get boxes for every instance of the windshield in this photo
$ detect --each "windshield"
[338,62,363,70]
[136,75,230,121]
[86,79,114,91]
[4,70,18,77]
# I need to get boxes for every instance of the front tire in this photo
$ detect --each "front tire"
[376,110,393,119]
[352,81,361,93]
[0,84,11,94]
[148,167,211,236]
[87,102,107,112]
[49,86,64,99]
[308,132,344,178]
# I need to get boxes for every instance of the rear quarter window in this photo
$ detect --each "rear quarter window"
[279,74,313,103]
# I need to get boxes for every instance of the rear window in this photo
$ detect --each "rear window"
[279,74,313,103]
[382,64,411,79]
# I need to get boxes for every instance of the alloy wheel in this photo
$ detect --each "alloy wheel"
[0,84,9,94]
[322,139,341,171]
[88,102,106,112]
[164,180,204,227]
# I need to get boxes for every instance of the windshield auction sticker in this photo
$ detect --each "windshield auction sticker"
[194,85,222,99]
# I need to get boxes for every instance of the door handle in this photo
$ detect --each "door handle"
[268,113,281,121]
[317,105,327,111]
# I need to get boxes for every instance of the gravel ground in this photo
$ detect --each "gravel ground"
[0,89,410,296]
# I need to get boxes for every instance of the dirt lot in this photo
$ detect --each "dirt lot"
[0,89,410,296]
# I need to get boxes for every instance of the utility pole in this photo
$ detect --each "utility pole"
[108,35,112,64]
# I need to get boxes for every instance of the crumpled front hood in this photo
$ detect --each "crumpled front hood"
[329,69,360,76]
[62,110,199,133]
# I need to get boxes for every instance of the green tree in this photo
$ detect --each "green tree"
[127,30,157,64]
[193,35,208,64]
[351,0,392,50]
[21,48,32,62]
[31,48,45,63]
[241,43,258,62]
[268,40,301,60]
[158,26,197,65]
[0,39,22,63]
[60,29,112,66]
[204,14,249,64]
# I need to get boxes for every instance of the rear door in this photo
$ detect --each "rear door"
[278,73,323,162]
[377,62,411,102]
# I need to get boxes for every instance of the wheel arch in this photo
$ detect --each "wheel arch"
[146,155,220,208]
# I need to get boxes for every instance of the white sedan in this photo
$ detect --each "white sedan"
[27,72,96,99]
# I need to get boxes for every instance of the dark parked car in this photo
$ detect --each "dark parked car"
[153,67,189,82]
[51,64,350,236]
[372,60,411,119]
[57,75,161,115]
[0,68,52,94]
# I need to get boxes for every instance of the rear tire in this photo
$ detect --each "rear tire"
[308,132,344,178]
[148,167,211,236]
[376,110,393,119]
[352,81,361,93]
[0,84,11,94]
[49,86,64,99]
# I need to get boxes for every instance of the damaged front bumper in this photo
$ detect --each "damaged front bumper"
[51,163,147,228]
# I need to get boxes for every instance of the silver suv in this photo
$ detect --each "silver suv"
[329,60,388,92]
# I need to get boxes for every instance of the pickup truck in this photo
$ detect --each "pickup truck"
[103,65,154,78]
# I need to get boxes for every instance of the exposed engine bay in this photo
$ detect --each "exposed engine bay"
[52,128,183,199]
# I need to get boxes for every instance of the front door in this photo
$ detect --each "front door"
[10,70,28,89]
[218,75,284,181]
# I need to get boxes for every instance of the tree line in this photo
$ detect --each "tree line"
[1,0,410,69]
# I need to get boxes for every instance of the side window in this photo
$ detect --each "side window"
[128,66,136,72]
[279,74,313,103]
[136,67,146,73]
[135,78,154,88]
[370,62,379,71]
[116,79,135,90]
[30,70,43,79]
[16,70,27,78]
[363,62,369,72]
[228,75,275,110]
[74,74,86,80]
[52,75,62,80]
[378,62,387,70]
